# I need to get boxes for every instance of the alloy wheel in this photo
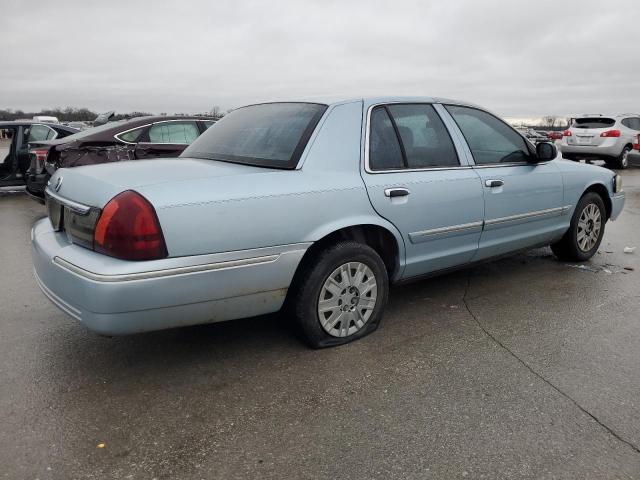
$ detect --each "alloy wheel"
[577,203,602,252]
[317,262,378,337]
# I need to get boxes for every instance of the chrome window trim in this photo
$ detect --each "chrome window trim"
[363,102,469,174]
[44,188,92,215]
[53,254,281,283]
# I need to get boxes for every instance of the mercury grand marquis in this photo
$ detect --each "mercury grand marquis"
[31,97,625,348]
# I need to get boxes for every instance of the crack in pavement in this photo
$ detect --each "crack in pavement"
[461,271,640,455]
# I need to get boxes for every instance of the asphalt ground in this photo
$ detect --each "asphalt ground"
[1,168,639,479]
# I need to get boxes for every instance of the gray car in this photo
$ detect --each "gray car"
[31,97,625,347]
[560,114,640,168]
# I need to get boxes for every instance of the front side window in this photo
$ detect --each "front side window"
[446,105,530,165]
[202,120,216,130]
[182,103,327,169]
[148,121,200,144]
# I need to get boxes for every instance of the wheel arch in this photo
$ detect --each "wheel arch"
[298,220,406,283]
[583,182,612,220]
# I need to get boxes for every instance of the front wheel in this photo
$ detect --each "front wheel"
[289,241,389,348]
[551,192,606,262]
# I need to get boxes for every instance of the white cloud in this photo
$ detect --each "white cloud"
[1,0,638,117]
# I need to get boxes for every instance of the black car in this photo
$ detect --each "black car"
[26,115,216,200]
[0,121,79,188]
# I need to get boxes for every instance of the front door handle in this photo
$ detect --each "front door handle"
[384,188,410,198]
[485,179,504,188]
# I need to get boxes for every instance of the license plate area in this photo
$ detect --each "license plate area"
[576,136,593,145]
[46,197,64,231]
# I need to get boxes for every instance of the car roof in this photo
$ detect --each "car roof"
[242,96,481,109]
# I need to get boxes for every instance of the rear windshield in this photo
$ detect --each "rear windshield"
[182,103,327,169]
[573,118,615,129]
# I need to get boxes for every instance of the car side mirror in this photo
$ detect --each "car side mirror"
[535,142,557,162]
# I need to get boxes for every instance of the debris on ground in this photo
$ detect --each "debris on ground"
[566,263,629,274]
[623,247,636,254]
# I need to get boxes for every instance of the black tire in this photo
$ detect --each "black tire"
[613,146,631,169]
[551,192,606,262]
[288,241,389,348]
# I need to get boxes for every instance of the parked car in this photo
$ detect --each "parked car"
[546,131,563,141]
[516,127,549,144]
[31,97,625,348]
[628,133,640,167]
[560,114,640,169]
[26,115,216,200]
[0,121,78,188]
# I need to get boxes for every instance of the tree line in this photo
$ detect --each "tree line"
[0,105,225,122]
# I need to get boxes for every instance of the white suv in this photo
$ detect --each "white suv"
[560,114,640,169]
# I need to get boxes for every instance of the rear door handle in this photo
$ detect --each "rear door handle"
[485,179,504,188]
[384,188,410,198]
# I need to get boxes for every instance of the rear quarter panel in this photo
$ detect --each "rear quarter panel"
[137,101,406,265]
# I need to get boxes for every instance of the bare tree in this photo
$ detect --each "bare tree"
[542,115,559,128]
[209,105,223,118]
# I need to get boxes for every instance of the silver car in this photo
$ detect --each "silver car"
[560,114,640,169]
[31,97,625,348]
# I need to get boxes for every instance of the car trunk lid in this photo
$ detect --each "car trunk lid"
[567,117,616,147]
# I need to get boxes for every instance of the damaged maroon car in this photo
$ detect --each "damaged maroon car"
[26,115,216,201]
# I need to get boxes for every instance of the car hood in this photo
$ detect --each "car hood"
[49,157,278,208]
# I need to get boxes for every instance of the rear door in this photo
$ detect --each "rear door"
[135,120,200,159]
[444,105,565,260]
[361,103,484,279]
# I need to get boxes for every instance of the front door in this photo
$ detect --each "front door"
[361,103,484,279]
[443,105,566,261]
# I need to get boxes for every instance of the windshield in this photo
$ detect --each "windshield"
[573,118,615,129]
[182,102,327,168]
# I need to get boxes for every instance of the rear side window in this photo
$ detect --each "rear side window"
[621,118,640,131]
[149,121,200,144]
[202,120,216,130]
[182,103,327,169]
[387,104,459,168]
[369,107,404,170]
[369,104,459,171]
[573,118,615,129]
[27,125,55,143]
[446,105,530,165]
[117,126,145,143]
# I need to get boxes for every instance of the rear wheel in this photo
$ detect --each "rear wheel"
[614,146,631,169]
[551,192,606,262]
[289,241,389,348]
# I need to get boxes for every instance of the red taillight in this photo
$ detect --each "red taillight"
[93,190,167,261]
[600,129,621,138]
[562,130,572,137]
[634,135,640,151]
[31,148,49,162]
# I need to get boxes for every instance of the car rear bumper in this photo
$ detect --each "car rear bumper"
[31,218,309,335]
[560,143,622,159]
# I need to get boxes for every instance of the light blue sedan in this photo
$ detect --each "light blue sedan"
[31,97,625,347]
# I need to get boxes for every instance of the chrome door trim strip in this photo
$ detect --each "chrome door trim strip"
[44,188,92,215]
[53,254,281,282]
[409,221,483,244]
[408,205,572,242]
[484,206,565,228]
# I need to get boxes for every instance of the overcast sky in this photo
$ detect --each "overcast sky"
[1,0,638,118]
